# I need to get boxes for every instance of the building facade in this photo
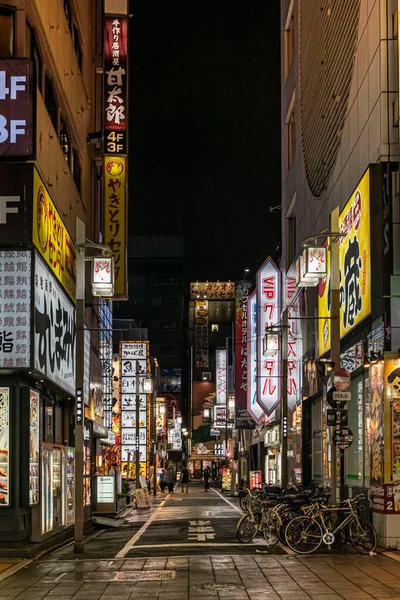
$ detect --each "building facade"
[0,0,128,546]
[280,0,400,547]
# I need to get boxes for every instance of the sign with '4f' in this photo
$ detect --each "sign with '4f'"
[0,60,35,158]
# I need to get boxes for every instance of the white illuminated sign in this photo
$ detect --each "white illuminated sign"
[216,348,227,405]
[256,257,281,416]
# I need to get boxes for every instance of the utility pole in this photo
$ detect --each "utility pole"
[135,358,140,489]
[74,217,85,554]
[281,309,289,488]
[330,207,341,504]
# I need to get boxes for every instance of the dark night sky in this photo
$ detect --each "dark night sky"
[129,1,281,282]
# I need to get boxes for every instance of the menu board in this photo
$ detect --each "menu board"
[97,476,115,504]
[29,389,40,505]
[135,487,150,508]
[250,470,262,490]
[222,467,232,491]
[0,388,9,506]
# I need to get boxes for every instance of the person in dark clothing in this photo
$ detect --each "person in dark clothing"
[159,468,166,493]
[165,467,174,493]
[203,466,211,492]
[180,466,189,493]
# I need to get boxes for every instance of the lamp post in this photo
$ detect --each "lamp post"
[74,218,114,554]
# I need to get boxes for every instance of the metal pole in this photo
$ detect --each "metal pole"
[330,207,341,504]
[281,309,289,488]
[153,391,157,496]
[135,358,140,489]
[74,217,85,554]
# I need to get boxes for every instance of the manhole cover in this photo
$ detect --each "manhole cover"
[195,584,244,591]
[59,570,176,582]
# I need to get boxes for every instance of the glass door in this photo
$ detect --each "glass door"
[52,449,63,528]
[41,445,53,534]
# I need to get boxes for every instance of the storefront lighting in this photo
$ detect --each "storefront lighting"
[143,374,153,393]
[203,407,210,418]
[176,415,182,424]
[159,404,166,414]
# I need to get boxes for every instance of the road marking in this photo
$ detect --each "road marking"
[121,541,272,549]
[115,491,172,558]
[0,560,32,582]
[210,487,243,515]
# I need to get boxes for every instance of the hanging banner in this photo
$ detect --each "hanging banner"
[256,257,281,416]
[103,156,127,298]
[194,300,209,367]
[29,389,39,506]
[103,17,128,154]
[235,281,252,425]
[247,291,264,423]
[216,348,227,405]
[318,169,371,355]
[284,266,303,413]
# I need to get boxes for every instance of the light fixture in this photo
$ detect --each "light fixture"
[159,404,166,414]
[263,331,280,356]
[176,415,182,425]
[203,407,210,419]
[91,256,115,296]
[228,397,235,409]
[143,373,153,393]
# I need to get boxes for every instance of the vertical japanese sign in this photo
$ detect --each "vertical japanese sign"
[0,387,9,506]
[284,268,302,413]
[194,300,209,367]
[103,156,127,298]
[0,250,31,369]
[120,341,149,477]
[256,257,281,416]
[34,253,76,395]
[216,348,227,405]
[111,354,121,468]
[29,389,39,506]
[103,17,128,154]
[318,170,371,354]
[247,291,264,423]
[33,169,76,302]
[235,281,252,421]
[0,59,35,158]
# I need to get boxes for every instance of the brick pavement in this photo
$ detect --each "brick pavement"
[1,553,400,599]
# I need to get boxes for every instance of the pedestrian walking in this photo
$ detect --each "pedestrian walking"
[165,467,174,493]
[203,466,211,492]
[180,465,189,493]
[159,469,167,493]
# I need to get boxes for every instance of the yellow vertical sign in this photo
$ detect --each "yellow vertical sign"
[318,169,371,355]
[103,156,127,298]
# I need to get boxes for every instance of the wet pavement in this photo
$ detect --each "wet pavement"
[2,553,400,599]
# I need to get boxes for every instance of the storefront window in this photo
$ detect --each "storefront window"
[0,8,14,58]
[45,73,58,132]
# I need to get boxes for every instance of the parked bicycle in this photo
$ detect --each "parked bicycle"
[285,493,377,555]
[237,492,280,546]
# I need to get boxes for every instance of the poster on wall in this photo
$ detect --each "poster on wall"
[29,389,40,505]
[194,300,209,367]
[0,250,31,369]
[0,388,9,506]
[34,254,76,395]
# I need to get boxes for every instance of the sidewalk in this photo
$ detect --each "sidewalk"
[1,553,400,599]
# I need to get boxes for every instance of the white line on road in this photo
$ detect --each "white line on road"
[121,541,271,549]
[0,559,33,582]
[115,491,172,558]
[210,487,243,515]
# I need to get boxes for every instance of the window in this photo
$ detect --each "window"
[45,73,58,132]
[285,95,296,172]
[72,149,81,192]
[0,8,14,58]
[284,11,295,77]
[26,22,43,91]
[59,116,70,164]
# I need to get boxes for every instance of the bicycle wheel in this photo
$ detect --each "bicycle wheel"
[262,510,280,547]
[285,516,323,554]
[349,518,377,554]
[279,508,300,544]
[239,492,249,512]
[237,514,257,543]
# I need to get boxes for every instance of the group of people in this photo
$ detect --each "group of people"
[159,465,190,493]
